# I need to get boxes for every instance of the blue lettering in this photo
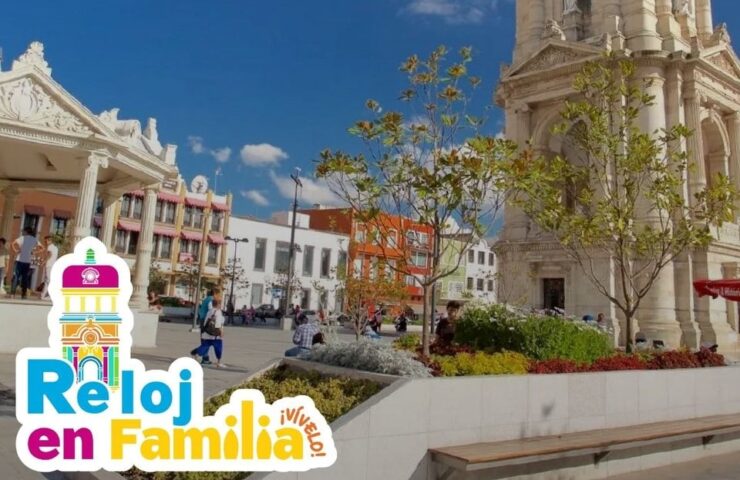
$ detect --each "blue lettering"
[77,381,109,414]
[122,370,134,414]
[173,369,192,426]
[141,381,172,414]
[27,359,74,414]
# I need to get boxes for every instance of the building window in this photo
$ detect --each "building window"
[132,197,143,220]
[115,230,127,254]
[477,278,484,291]
[250,283,264,306]
[193,208,204,229]
[467,277,474,290]
[120,195,131,218]
[468,250,475,264]
[417,232,429,247]
[489,252,494,266]
[211,211,223,232]
[155,201,164,222]
[301,288,311,310]
[274,241,290,274]
[337,251,347,278]
[354,227,366,243]
[406,275,417,286]
[320,248,331,278]
[183,206,193,226]
[369,257,378,280]
[478,251,485,264]
[386,259,396,280]
[387,230,397,248]
[207,243,219,265]
[160,236,172,259]
[164,202,176,224]
[127,232,140,255]
[51,217,67,236]
[319,290,329,310]
[182,239,200,261]
[23,214,40,233]
[302,245,314,277]
[487,279,494,292]
[254,238,267,271]
[411,251,427,267]
[153,235,161,259]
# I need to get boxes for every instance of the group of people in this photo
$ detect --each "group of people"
[0,228,58,300]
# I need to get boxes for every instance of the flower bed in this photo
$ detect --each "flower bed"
[528,349,726,374]
[122,365,384,480]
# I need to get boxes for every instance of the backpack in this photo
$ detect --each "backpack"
[201,311,221,336]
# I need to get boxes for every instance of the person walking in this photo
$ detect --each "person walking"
[190,288,217,363]
[40,235,58,300]
[192,298,226,368]
[0,238,8,294]
[10,227,39,299]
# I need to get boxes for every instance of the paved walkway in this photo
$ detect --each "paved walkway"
[0,320,373,479]
[609,451,740,480]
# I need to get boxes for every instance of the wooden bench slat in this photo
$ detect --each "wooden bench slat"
[430,413,740,466]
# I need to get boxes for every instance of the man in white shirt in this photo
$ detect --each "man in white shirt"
[11,227,39,299]
[40,235,59,300]
[192,298,226,368]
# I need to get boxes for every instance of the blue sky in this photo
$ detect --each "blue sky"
[1,1,737,218]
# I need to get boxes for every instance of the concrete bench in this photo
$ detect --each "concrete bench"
[429,413,740,479]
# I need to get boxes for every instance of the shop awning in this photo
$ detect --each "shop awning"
[24,205,45,216]
[154,226,178,237]
[117,220,141,232]
[130,190,144,197]
[180,230,203,241]
[208,233,227,244]
[694,279,740,302]
[157,191,182,203]
[53,209,72,219]
[211,202,230,212]
[184,197,208,208]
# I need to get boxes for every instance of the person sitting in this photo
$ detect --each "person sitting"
[284,314,321,357]
[363,323,381,340]
[435,300,462,345]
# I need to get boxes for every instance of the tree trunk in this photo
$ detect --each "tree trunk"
[625,311,633,353]
[421,285,433,357]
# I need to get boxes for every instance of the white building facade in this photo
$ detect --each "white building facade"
[496,0,740,349]
[226,214,349,312]
[464,238,497,304]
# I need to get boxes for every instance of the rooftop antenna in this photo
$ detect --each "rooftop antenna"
[0,47,4,71]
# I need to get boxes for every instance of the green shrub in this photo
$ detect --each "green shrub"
[123,366,382,480]
[455,306,613,363]
[393,333,421,351]
[433,351,530,376]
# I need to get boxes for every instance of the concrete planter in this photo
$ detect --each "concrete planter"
[252,366,740,480]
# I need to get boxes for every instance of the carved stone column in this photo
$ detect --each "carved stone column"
[632,65,682,348]
[525,0,545,59]
[100,191,120,250]
[621,0,662,51]
[726,112,740,220]
[695,0,713,40]
[684,90,707,205]
[132,186,159,308]
[1,187,18,240]
[73,153,107,246]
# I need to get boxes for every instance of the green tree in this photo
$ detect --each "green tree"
[148,261,168,295]
[220,258,250,307]
[501,55,737,352]
[316,46,514,356]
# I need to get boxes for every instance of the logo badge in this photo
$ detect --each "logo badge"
[15,238,336,472]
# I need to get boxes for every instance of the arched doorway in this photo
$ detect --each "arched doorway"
[78,356,103,382]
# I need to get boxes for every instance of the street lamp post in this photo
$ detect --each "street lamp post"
[283,169,303,329]
[225,236,249,323]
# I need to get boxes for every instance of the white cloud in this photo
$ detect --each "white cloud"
[269,171,343,207]
[241,143,289,167]
[187,135,205,154]
[241,189,270,206]
[404,0,508,24]
[211,147,232,163]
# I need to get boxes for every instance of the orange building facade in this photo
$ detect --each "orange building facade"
[300,207,434,313]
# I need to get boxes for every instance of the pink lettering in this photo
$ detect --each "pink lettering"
[28,428,59,460]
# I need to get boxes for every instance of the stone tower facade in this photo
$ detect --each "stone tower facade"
[496,0,740,349]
